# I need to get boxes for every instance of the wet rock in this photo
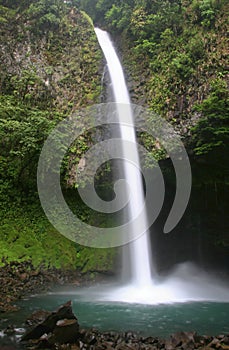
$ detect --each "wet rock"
[0,260,83,313]
[205,336,229,349]
[3,325,15,336]
[79,329,98,345]
[165,331,196,349]
[221,345,229,350]
[208,337,221,347]
[21,300,79,343]
[221,336,229,345]
[49,318,79,344]
[26,310,51,328]
[143,336,159,344]
[69,345,81,350]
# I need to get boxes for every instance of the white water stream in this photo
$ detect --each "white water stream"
[95,28,152,287]
[94,28,229,304]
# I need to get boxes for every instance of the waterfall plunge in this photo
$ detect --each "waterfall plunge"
[95,28,153,287]
[93,28,229,304]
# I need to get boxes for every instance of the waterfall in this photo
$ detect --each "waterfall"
[95,28,153,287]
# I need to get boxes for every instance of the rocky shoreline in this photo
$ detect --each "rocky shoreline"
[0,261,95,314]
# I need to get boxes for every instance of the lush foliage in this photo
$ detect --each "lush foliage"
[192,79,229,156]
[0,95,58,194]
[0,196,116,270]
[0,205,78,268]
[0,0,116,272]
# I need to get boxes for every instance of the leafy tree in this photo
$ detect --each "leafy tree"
[105,3,131,31]
[26,0,66,33]
[189,0,225,28]
[191,78,229,162]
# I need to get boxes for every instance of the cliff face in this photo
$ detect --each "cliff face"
[0,1,103,193]
[0,3,102,112]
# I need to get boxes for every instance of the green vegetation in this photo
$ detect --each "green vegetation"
[0,0,116,272]
[192,78,228,154]
[191,78,229,178]
[0,204,78,268]
[0,197,116,270]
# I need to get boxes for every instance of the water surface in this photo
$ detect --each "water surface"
[1,287,229,339]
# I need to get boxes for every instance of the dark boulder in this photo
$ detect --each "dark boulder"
[165,331,196,350]
[49,318,79,344]
[25,309,51,328]
[21,300,79,345]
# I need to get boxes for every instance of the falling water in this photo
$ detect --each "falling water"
[94,28,153,286]
[93,28,229,304]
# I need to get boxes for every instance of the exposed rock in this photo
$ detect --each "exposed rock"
[165,331,196,349]
[222,336,229,345]
[3,325,15,336]
[26,310,52,328]
[21,301,79,343]
[49,318,79,344]
[0,260,82,313]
